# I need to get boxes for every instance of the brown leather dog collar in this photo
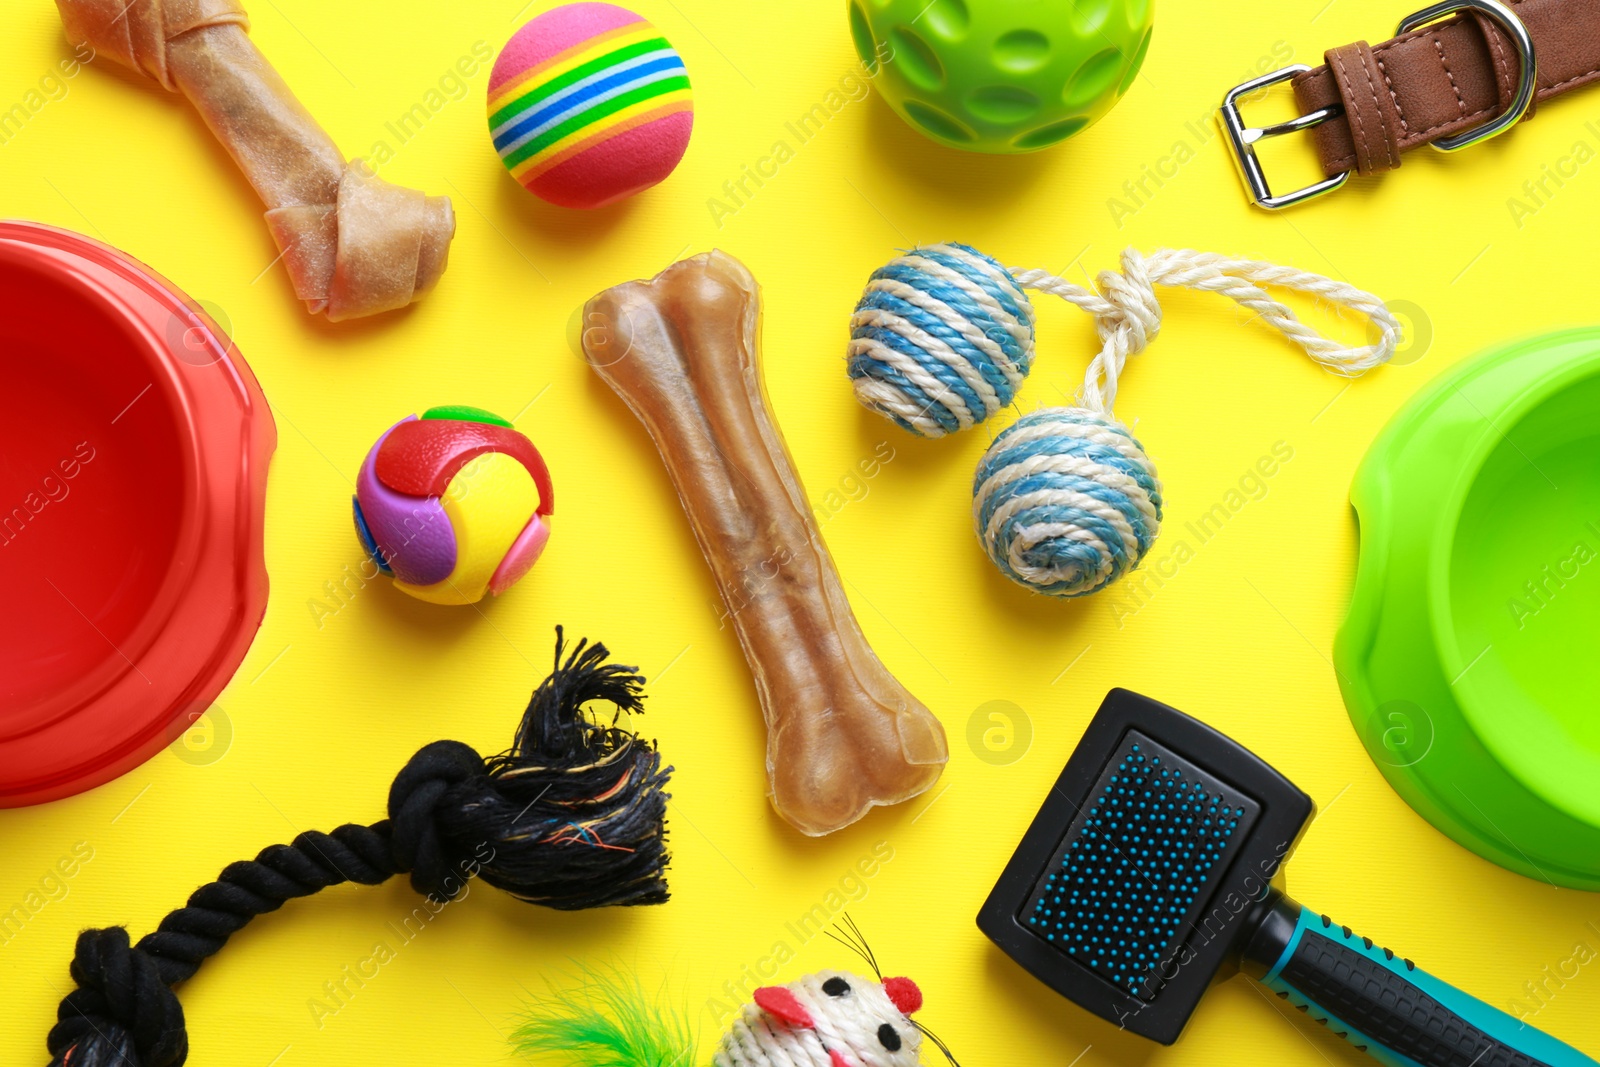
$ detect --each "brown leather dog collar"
[1219,0,1600,208]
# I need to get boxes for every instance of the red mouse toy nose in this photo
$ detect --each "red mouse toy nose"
[883,976,922,1015]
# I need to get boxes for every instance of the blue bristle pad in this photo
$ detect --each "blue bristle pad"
[1026,740,1249,998]
[847,243,1035,438]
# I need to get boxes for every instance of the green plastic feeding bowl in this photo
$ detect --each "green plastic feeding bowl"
[1337,329,1600,890]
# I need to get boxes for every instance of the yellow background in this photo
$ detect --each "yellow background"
[3,0,1599,1065]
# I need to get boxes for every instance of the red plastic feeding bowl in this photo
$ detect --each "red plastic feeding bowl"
[0,222,275,806]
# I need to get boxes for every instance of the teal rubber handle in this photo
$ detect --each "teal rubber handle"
[1258,907,1596,1067]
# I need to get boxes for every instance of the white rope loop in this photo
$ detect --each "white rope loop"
[1010,247,1402,414]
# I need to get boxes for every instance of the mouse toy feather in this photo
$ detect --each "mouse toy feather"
[512,966,696,1067]
[514,968,930,1067]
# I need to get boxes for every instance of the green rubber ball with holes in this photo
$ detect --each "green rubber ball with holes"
[848,0,1154,153]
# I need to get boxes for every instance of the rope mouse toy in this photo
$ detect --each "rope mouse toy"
[846,244,1402,597]
[512,919,961,1067]
[42,630,671,1067]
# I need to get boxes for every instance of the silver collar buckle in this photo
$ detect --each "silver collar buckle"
[1219,0,1537,210]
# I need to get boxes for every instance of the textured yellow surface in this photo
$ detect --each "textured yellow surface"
[3,1,1599,1064]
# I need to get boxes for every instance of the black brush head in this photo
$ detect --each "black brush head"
[977,689,1314,1045]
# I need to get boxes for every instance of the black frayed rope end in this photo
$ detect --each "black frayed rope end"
[47,629,672,1067]
[399,626,672,909]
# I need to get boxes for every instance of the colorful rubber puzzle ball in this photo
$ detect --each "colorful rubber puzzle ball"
[848,0,1154,153]
[353,405,554,605]
[488,2,694,208]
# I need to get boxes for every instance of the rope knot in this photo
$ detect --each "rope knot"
[1091,248,1164,362]
[1013,246,1400,414]
[388,739,485,901]
[48,927,187,1067]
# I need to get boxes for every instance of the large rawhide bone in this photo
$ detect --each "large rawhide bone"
[583,251,948,837]
[57,0,454,321]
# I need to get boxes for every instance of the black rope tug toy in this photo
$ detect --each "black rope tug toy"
[47,630,671,1067]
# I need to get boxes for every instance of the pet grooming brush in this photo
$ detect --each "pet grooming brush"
[978,689,1596,1067]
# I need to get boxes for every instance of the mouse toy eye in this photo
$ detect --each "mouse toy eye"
[822,977,851,997]
[877,1024,902,1052]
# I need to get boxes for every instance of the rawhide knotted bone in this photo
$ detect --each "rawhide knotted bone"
[56,0,455,321]
[582,251,948,837]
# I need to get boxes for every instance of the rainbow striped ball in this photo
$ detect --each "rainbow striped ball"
[488,3,693,209]
[352,406,555,606]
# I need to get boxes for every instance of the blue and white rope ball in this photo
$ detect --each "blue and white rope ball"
[973,409,1164,597]
[847,243,1035,438]
[846,243,1165,597]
